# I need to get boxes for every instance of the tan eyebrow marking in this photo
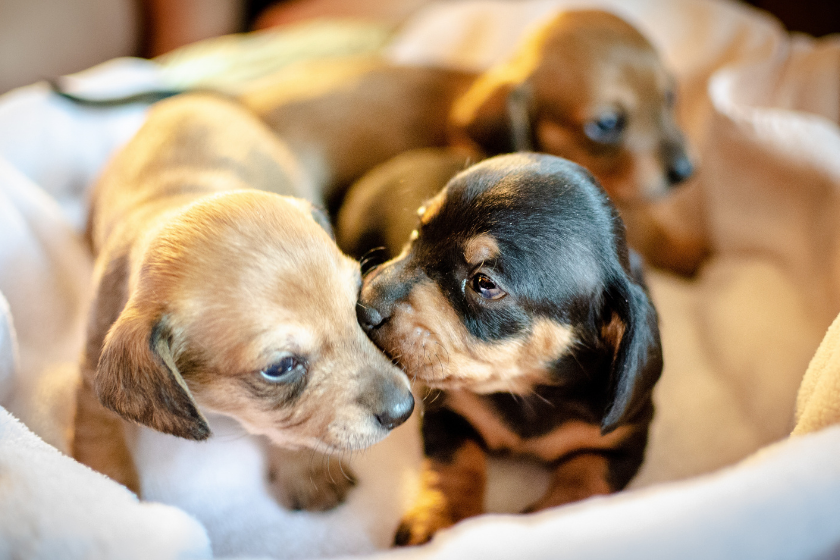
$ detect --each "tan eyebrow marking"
[464,233,500,265]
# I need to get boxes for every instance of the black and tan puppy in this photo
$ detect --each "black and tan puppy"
[354,153,662,545]
[73,93,414,510]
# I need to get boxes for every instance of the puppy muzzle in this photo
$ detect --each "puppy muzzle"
[358,367,415,431]
[358,256,418,332]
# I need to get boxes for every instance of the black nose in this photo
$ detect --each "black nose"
[667,154,694,185]
[375,390,415,430]
[357,301,385,331]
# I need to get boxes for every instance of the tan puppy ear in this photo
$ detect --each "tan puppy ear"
[599,276,663,434]
[95,306,211,440]
[451,79,533,155]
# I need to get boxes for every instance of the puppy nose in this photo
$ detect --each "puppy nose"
[357,302,385,331]
[375,390,414,430]
[667,154,694,186]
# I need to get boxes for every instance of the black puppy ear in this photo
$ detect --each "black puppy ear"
[600,276,663,434]
[451,79,532,155]
[95,306,211,440]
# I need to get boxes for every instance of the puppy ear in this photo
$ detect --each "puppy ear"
[599,277,663,434]
[95,306,211,440]
[451,79,533,154]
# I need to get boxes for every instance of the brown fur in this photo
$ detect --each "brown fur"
[354,154,662,545]
[396,442,487,546]
[371,277,575,394]
[72,94,413,504]
[524,454,612,512]
[242,10,701,273]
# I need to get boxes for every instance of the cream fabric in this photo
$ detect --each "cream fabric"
[2,0,840,558]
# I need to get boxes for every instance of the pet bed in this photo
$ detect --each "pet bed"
[1,0,840,558]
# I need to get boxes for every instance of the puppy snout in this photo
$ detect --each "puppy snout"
[359,369,415,430]
[666,153,694,186]
[662,139,694,187]
[357,301,386,332]
[375,390,415,430]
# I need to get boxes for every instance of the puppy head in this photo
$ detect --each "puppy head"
[450,10,693,203]
[96,191,413,452]
[358,154,661,432]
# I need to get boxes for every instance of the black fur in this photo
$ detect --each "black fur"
[350,153,662,497]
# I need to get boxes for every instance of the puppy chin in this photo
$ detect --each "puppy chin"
[262,424,390,454]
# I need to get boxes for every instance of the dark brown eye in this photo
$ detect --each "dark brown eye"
[261,356,305,382]
[470,273,505,300]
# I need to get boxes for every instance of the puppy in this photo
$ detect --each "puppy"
[56,11,698,271]
[242,10,698,271]
[355,153,663,545]
[72,93,414,510]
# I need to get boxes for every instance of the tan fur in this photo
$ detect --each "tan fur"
[450,10,682,203]
[445,390,635,461]
[463,233,500,265]
[240,11,700,274]
[73,94,411,503]
[525,453,612,511]
[377,279,575,394]
[397,441,487,546]
[266,446,357,511]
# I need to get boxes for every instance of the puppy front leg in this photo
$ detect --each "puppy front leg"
[524,452,611,512]
[395,408,487,546]
[72,370,140,494]
[265,446,357,511]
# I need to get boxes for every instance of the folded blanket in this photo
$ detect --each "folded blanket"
[336,424,840,560]
[0,406,211,560]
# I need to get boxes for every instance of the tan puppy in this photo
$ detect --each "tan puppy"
[72,94,414,509]
[241,10,699,272]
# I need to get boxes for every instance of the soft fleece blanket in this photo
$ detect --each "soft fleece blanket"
[2,0,840,558]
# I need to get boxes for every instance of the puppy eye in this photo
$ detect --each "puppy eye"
[584,111,626,145]
[469,273,506,300]
[261,356,304,382]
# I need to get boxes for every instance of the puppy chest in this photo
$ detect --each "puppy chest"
[441,389,628,462]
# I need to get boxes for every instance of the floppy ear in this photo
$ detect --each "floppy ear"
[451,78,533,155]
[599,276,663,433]
[95,305,211,440]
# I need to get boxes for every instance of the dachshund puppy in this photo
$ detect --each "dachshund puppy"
[72,94,414,510]
[355,153,663,545]
[56,11,698,271]
[240,10,692,208]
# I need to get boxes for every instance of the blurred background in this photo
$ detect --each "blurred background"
[1,0,838,95]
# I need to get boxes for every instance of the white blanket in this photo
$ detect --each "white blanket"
[2,0,840,558]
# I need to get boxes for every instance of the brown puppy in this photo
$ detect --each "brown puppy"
[72,94,414,510]
[355,153,663,545]
[241,10,697,273]
[55,10,698,271]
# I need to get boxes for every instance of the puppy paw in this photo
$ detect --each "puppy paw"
[266,447,357,511]
[393,495,454,546]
